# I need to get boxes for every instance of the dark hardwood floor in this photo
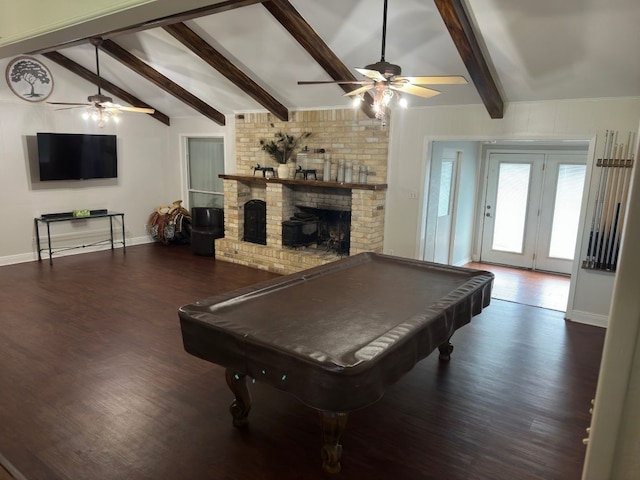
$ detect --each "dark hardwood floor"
[465,262,571,312]
[0,244,604,479]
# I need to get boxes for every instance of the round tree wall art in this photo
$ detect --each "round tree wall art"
[5,56,54,102]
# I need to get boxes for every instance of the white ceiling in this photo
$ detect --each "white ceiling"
[4,0,640,120]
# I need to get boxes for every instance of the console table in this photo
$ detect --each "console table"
[34,211,126,265]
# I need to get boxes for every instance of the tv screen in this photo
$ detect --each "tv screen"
[37,133,118,181]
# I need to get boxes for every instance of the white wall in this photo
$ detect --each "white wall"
[385,97,640,325]
[0,55,231,265]
[582,125,640,479]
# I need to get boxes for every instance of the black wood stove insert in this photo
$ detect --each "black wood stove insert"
[282,207,351,255]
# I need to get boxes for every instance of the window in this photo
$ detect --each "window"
[187,137,225,208]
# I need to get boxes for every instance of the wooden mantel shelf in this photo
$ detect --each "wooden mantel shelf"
[220,174,387,191]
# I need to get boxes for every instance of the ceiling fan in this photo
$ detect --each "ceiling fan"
[297,0,467,107]
[47,38,154,124]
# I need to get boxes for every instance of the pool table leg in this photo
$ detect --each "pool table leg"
[225,369,251,427]
[319,411,348,474]
[438,339,454,361]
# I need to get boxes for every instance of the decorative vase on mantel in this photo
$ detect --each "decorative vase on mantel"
[277,163,290,179]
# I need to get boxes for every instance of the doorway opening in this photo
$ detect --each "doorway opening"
[423,140,589,312]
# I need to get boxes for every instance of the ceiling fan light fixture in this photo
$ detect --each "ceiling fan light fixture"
[381,88,394,105]
[298,0,464,122]
[83,104,121,128]
[48,37,152,124]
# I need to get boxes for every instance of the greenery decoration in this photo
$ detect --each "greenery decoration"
[260,131,311,164]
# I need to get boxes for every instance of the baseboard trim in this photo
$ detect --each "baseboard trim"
[0,236,154,267]
[454,257,472,267]
[566,309,608,328]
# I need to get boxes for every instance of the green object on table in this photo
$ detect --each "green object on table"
[73,209,90,218]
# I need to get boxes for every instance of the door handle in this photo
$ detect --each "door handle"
[485,213,492,217]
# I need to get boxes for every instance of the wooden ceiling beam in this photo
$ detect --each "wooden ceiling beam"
[164,22,289,121]
[262,0,375,119]
[434,0,504,119]
[100,39,226,125]
[28,0,265,55]
[42,51,170,126]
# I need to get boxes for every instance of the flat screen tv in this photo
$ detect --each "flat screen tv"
[37,132,118,181]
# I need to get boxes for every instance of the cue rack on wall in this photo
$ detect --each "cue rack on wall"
[582,130,636,272]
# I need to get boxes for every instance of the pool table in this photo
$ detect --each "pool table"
[179,252,493,473]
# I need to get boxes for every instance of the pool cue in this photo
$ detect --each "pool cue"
[612,132,636,270]
[594,132,617,267]
[586,130,609,266]
[607,133,631,269]
[589,131,613,267]
[596,135,619,268]
[603,143,624,269]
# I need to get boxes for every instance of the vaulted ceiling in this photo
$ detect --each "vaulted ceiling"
[2,0,639,126]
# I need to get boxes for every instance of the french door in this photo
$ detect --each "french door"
[480,152,586,274]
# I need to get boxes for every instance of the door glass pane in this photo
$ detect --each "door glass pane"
[188,137,225,208]
[492,163,531,253]
[188,192,224,208]
[438,161,454,217]
[548,164,586,259]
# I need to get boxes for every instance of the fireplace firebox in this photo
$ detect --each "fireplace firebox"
[282,207,351,255]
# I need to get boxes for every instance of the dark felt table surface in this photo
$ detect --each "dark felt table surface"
[179,252,493,411]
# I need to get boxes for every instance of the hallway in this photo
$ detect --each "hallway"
[465,262,571,312]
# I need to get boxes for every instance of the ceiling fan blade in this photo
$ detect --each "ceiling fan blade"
[54,106,88,111]
[47,101,91,106]
[298,80,370,85]
[395,75,468,85]
[99,101,154,114]
[390,83,441,99]
[117,106,155,114]
[343,85,375,97]
[355,68,387,82]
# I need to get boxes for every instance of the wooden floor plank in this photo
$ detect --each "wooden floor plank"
[0,244,604,479]
[465,262,571,311]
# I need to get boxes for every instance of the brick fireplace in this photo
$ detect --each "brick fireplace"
[216,176,386,274]
[215,109,388,275]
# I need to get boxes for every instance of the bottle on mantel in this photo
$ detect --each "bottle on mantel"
[323,154,332,182]
[345,161,353,183]
[337,159,345,183]
[359,165,368,183]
